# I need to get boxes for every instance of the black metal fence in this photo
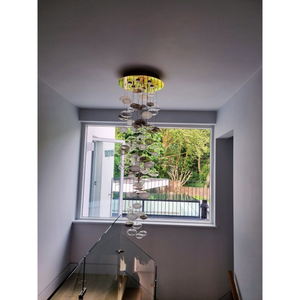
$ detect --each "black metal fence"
[112,179,210,219]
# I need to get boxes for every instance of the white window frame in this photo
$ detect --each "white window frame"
[76,123,216,227]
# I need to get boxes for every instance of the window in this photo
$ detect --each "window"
[77,124,215,226]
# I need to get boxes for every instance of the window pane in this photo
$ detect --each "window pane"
[81,126,123,218]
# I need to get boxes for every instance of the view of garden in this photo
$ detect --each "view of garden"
[114,128,211,204]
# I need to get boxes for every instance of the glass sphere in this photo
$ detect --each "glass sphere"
[132,202,142,209]
[127,192,137,198]
[149,170,159,177]
[127,213,138,221]
[127,228,137,236]
[122,97,132,105]
[139,94,149,102]
[144,161,154,168]
[120,110,132,118]
[139,230,147,236]
[138,192,150,199]
[140,214,148,220]
[139,230,147,237]
[133,182,143,189]
[124,221,133,227]
[130,166,141,172]
[119,96,128,101]
[148,104,160,116]
[136,233,144,239]
[132,222,142,230]
[136,211,145,217]
[141,111,153,119]
[126,119,134,126]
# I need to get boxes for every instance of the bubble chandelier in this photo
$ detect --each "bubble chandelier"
[117,74,164,239]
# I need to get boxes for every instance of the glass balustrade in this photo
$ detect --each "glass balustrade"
[47,215,158,300]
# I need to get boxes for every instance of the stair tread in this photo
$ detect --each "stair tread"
[122,288,142,300]
[51,274,127,300]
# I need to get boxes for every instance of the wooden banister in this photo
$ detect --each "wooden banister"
[228,270,239,300]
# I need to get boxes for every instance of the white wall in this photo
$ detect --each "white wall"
[215,67,262,299]
[38,78,81,299]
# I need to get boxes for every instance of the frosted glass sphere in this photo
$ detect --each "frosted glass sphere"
[127,213,138,221]
[139,94,149,102]
[119,96,128,101]
[139,144,147,150]
[130,166,140,172]
[126,119,134,125]
[144,162,154,168]
[127,192,137,198]
[122,97,132,104]
[136,211,145,217]
[141,111,153,119]
[139,192,150,199]
[119,127,128,133]
[132,203,142,209]
[133,182,143,189]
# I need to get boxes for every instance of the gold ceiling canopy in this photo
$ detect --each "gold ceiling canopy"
[118,75,164,94]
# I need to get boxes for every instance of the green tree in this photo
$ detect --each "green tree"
[160,128,210,190]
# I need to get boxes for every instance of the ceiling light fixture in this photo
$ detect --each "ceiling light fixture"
[117,74,164,239]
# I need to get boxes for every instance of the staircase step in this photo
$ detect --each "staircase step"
[51,274,127,300]
[122,288,142,300]
[104,275,128,300]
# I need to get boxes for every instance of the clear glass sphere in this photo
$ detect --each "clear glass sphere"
[149,170,159,177]
[139,230,147,237]
[136,233,144,239]
[148,104,161,116]
[132,222,142,230]
[139,94,149,102]
[127,228,137,236]
[120,110,132,118]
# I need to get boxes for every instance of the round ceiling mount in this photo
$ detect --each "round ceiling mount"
[118,75,164,93]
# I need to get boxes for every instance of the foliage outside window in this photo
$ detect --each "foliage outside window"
[115,128,210,200]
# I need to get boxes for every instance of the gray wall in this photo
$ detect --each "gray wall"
[71,174,233,300]
[79,108,216,125]
[38,78,81,299]
[215,68,262,299]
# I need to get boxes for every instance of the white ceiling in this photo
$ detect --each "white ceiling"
[38,0,262,111]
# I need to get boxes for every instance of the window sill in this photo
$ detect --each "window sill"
[74,217,217,228]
